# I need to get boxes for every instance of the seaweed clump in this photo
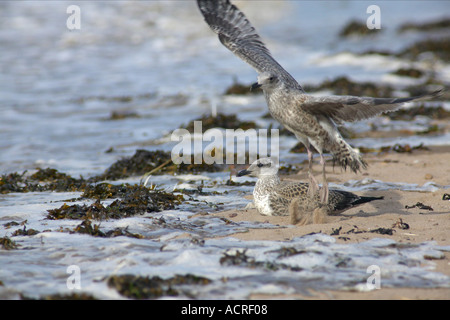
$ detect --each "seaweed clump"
[391,68,424,78]
[0,149,225,191]
[11,226,39,237]
[330,225,396,237]
[107,274,211,299]
[106,110,140,121]
[96,149,224,181]
[219,250,302,272]
[387,103,450,121]
[398,18,450,33]
[224,81,262,95]
[0,172,26,193]
[0,236,18,250]
[397,38,450,61]
[357,143,429,154]
[71,220,144,239]
[362,38,450,65]
[183,113,258,132]
[47,185,184,220]
[95,150,172,181]
[304,76,393,97]
[21,293,97,300]
[339,20,381,37]
[0,168,87,194]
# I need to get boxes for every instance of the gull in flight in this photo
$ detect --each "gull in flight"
[197,0,443,204]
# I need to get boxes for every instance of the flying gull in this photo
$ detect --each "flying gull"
[237,158,383,225]
[197,0,443,204]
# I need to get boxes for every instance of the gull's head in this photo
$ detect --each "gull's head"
[237,158,279,178]
[251,73,280,92]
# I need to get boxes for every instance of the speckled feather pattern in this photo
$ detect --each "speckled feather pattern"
[197,0,443,174]
[253,175,378,217]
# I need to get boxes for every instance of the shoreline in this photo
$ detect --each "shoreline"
[209,146,450,299]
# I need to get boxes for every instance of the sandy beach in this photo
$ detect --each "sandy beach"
[210,145,450,299]
[1,1,449,301]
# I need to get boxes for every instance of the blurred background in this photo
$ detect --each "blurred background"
[0,0,448,175]
[0,0,449,300]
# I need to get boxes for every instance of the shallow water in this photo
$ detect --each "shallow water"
[3,232,450,299]
[1,1,449,299]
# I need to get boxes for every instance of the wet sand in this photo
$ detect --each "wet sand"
[210,145,450,300]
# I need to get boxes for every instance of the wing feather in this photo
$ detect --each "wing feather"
[301,89,444,124]
[197,0,302,89]
[276,181,309,199]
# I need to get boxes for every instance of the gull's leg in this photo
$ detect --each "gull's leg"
[319,153,329,204]
[306,146,319,198]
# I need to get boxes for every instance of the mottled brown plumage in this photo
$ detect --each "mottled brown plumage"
[237,159,383,224]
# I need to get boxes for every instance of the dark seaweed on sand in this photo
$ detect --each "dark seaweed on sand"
[0,236,18,250]
[182,112,258,132]
[391,68,424,78]
[304,76,393,97]
[339,20,382,37]
[107,274,212,299]
[71,220,144,239]
[224,81,261,95]
[398,18,450,33]
[95,150,172,181]
[387,103,450,121]
[47,185,184,220]
[219,249,303,272]
[0,169,88,194]
[96,149,225,181]
[0,148,228,195]
[398,38,450,61]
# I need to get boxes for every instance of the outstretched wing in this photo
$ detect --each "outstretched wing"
[300,89,444,124]
[197,0,302,90]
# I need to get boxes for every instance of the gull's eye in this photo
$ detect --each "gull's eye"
[257,162,264,168]
[268,77,274,81]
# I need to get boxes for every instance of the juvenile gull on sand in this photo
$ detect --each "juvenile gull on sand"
[237,158,383,225]
[197,0,443,204]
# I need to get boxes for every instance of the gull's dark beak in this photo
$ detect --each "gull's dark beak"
[237,169,251,177]
[250,82,261,91]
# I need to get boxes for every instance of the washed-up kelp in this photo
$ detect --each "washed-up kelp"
[0,168,88,194]
[96,149,224,181]
[0,149,228,194]
[107,274,212,299]
[182,112,258,132]
[47,186,184,220]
